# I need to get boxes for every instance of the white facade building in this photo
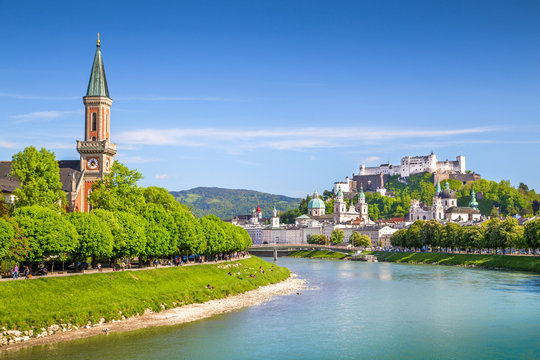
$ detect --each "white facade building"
[358,153,466,178]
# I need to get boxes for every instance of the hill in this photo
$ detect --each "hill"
[170,187,301,219]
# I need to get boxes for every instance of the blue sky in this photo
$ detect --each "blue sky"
[1,1,539,197]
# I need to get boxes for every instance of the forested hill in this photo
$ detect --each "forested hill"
[170,187,301,219]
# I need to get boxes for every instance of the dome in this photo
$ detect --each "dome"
[358,185,365,200]
[439,182,456,199]
[308,198,326,209]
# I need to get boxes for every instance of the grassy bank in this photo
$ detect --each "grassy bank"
[288,250,351,259]
[0,257,289,331]
[370,251,540,273]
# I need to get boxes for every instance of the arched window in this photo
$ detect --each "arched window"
[91,113,97,131]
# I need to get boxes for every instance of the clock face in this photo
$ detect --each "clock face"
[105,159,110,171]
[87,158,99,170]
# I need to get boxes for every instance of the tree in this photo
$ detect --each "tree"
[141,203,173,262]
[442,222,461,252]
[69,211,114,265]
[13,206,78,263]
[0,217,15,259]
[330,229,345,244]
[170,209,206,256]
[114,211,147,260]
[0,217,29,262]
[533,200,540,216]
[143,186,187,211]
[280,208,301,224]
[420,220,443,250]
[390,229,407,247]
[405,221,424,250]
[88,162,146,214]
[524,219,540,254]
[200,215,226,256]
[307,234,328,245]
[350,232,371,247]
[462,226,486,252]
[10,146,66,208]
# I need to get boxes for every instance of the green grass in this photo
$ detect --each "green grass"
[288,250,351,259]
[0,257,289,331]
[367,251,540,273]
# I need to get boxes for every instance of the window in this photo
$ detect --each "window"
[91,113,97,131]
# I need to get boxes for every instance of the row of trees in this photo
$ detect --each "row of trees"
[0,147,252,268]
[306,229,371,248]
[390,218,540,253]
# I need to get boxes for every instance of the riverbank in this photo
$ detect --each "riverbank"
[0,257,294,350]
[287,249,540,273]
[371,251,540,273]
[288,250,352,259]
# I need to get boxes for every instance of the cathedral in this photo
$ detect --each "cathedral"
[0,36,116,212]
[409,181,481,223]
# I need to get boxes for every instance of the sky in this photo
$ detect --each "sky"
[1,0,539,198]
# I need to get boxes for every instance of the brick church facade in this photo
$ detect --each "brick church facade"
[0,37,116,212]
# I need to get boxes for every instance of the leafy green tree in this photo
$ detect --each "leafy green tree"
[524,219,540,254]
[420,220,443,250]
[461,226,486,252]
[13,206,78,262]
[143,186,187,211]
[10,146,66,208]
[114,211,147,260]
[69,211,114,265]
[0,217,15,259]
[307,234,328,245]
[200,215,226,255]
[405,221,424,250]
[533,200,539,216]
[442,222,461,252]
[330,229,345,244]
[350,232,371,247]
[170,209,206,256]
[390,229,407,247]
[141,203,173,261]
[88,162,146,214]
[280,208,301,224]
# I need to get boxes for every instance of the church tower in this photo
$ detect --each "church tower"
[76,34,117,212]
[356,185,369,222]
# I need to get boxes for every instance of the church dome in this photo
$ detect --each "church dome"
[439,182,457,199]
[308,198,326,209]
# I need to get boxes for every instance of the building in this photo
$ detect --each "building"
[334,152,480,196]
[409,181,482,223]
[307,190,326,217]
[0,36,116,212]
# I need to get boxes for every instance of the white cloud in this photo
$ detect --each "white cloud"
[10,110,81,123]
[0,140,17,148]
[116,125,503,152]
[360,156,381,163]
[155,174,169,179]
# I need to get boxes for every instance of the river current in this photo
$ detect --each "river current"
[6,258,540,359]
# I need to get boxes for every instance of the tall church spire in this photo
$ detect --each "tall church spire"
[86,33,109,97]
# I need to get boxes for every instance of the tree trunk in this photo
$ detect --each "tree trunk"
[51,261,54,274]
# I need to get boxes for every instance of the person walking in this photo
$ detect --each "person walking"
[23,266,30,279]
[13,264,19,279]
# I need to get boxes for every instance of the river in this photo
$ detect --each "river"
[5,258,540,359]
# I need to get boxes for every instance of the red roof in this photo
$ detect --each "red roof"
[256,204,261,213]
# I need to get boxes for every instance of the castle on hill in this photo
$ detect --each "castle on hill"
[334,152,481,196]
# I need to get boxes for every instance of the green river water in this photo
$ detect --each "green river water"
[4,258,540,359]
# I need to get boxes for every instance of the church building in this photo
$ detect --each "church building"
[0,36,116,212]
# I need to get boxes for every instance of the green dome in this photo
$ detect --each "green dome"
[308,198,326,209]
[469,189,479,209]
[358,185,365,200]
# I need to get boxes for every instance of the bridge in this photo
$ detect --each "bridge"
[249,244,358,260]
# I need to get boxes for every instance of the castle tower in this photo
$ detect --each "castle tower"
[356,185,369,222]
[271,207,280,228]
[76,34,117,212]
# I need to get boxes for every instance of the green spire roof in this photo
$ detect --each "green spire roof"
[359,185,365,200]
[435,180,441,193]
[469,189,479,209]
[86,41,109,97]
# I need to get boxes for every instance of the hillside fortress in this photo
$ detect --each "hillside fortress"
[359,153,465,177]
[334,152,480,195]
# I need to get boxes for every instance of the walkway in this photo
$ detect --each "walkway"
[0,255,251,282]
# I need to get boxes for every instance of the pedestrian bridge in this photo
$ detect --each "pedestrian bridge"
[249,244,355,259]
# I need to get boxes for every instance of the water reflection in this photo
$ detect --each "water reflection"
[4,258,539,360]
